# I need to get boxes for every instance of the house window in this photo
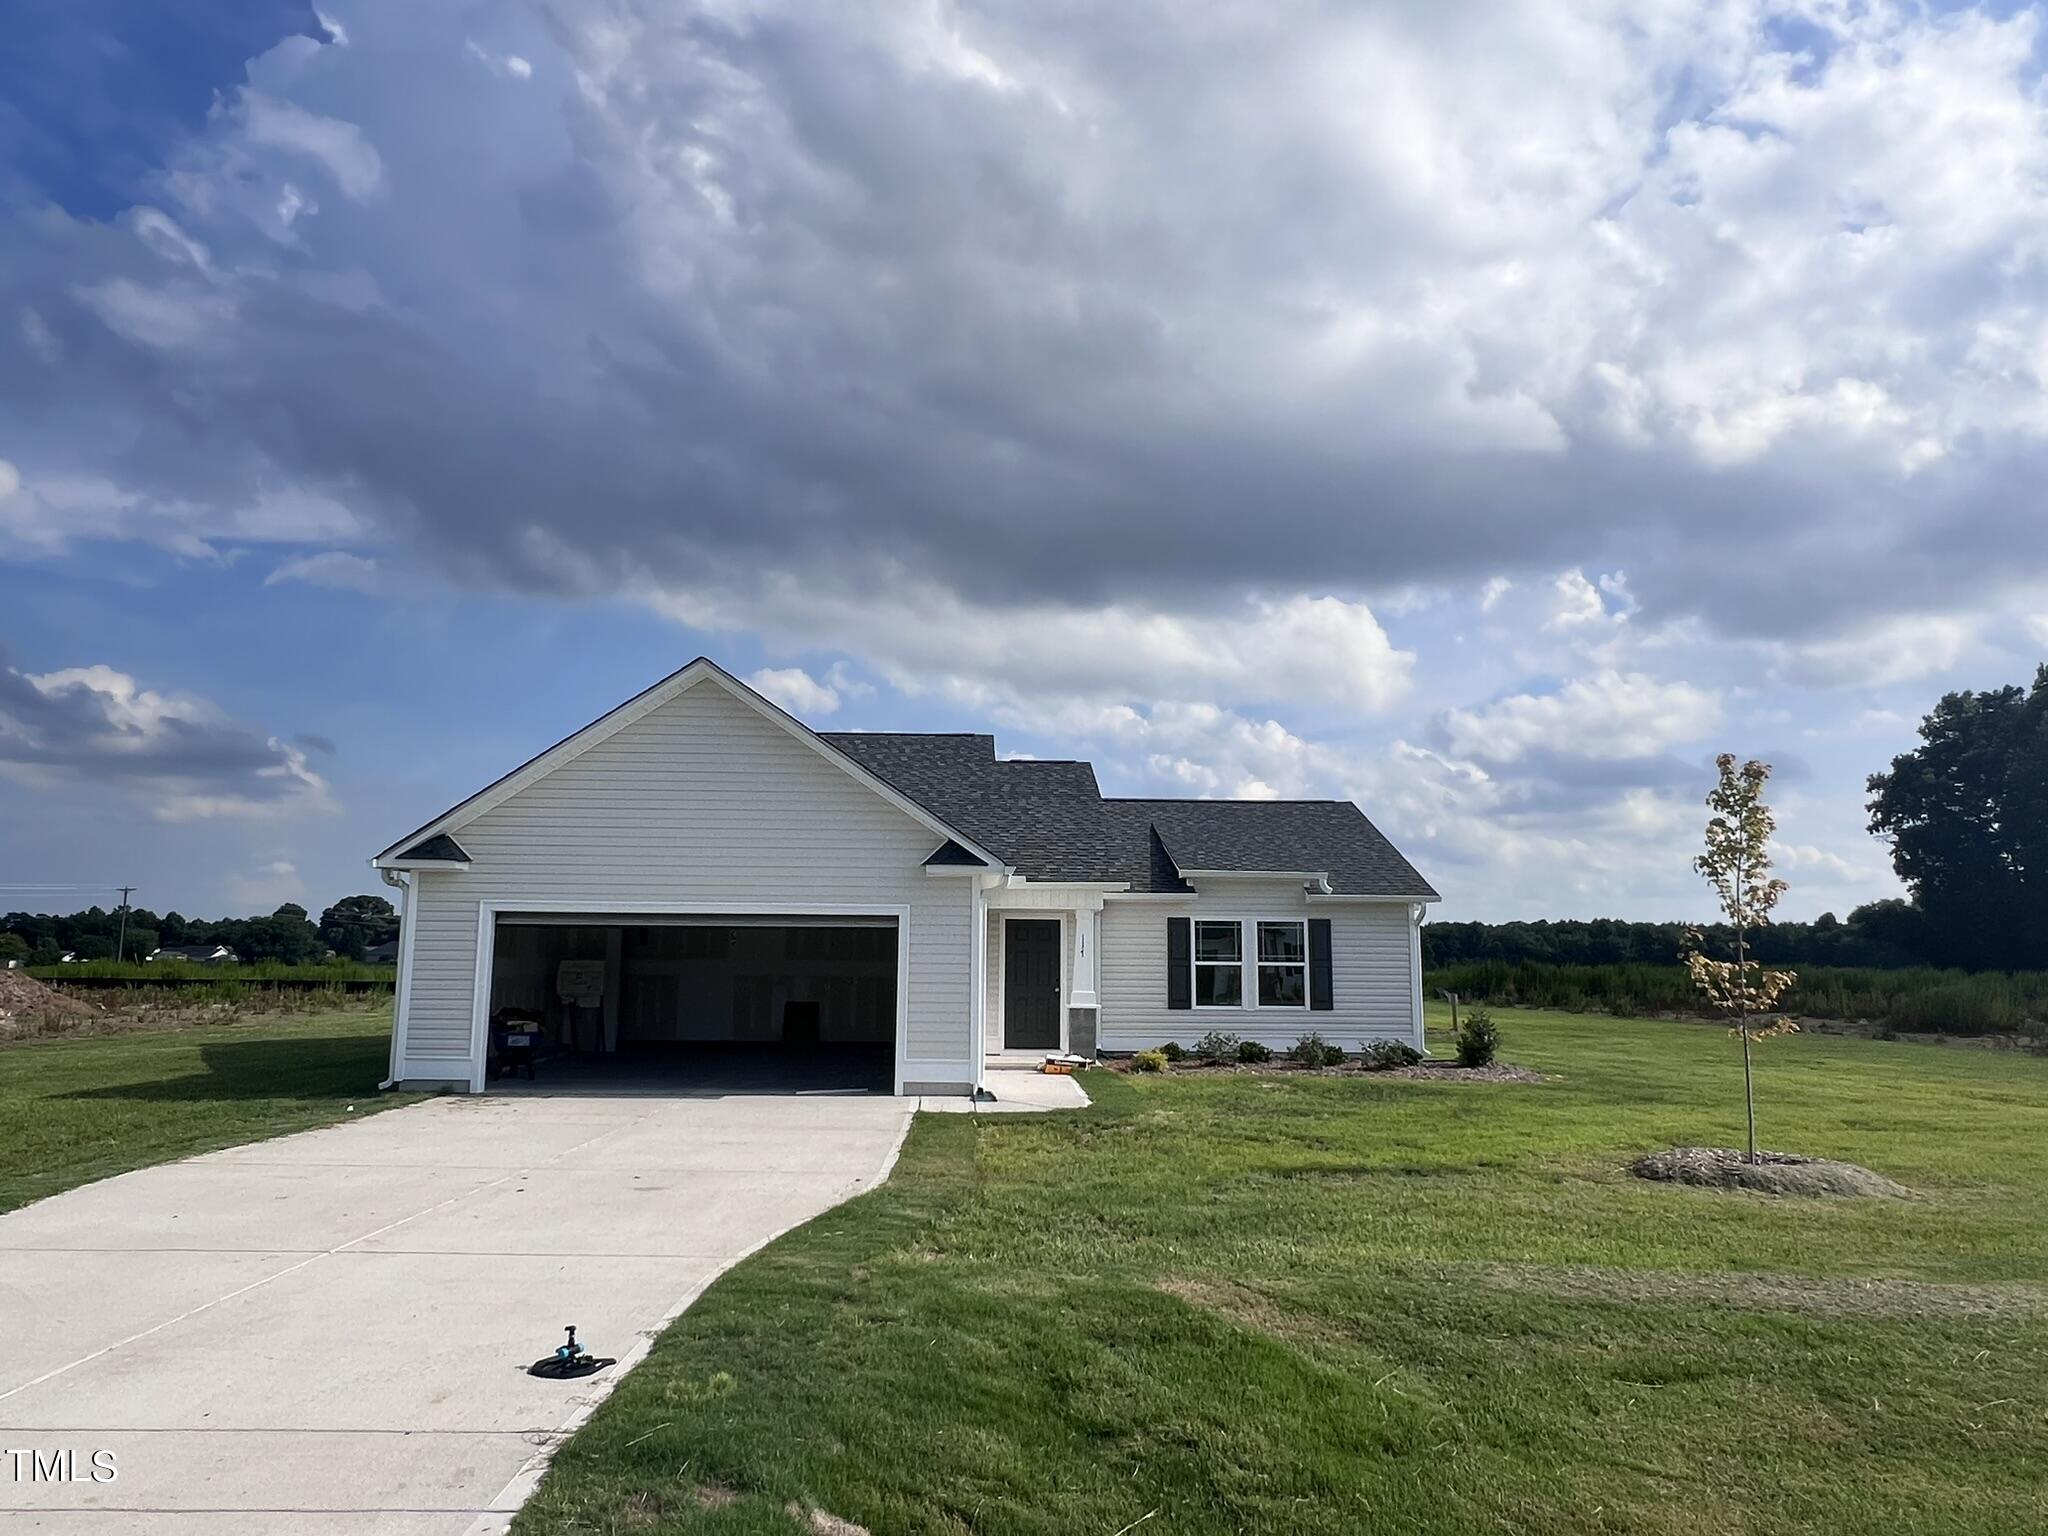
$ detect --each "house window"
[1192,920,1242,1007]
[1257,921,1307,1007]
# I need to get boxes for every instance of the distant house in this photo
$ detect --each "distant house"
[57,952,79,964]
[148,944,239,965]
[364,939,401,965]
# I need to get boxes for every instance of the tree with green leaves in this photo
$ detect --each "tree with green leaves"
[1684,754,1798,1164]
[318,894,399,960]
[1867,665,2048,970]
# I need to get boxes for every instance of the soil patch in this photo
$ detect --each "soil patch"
[1632,1145,1910,1199]
[0,971,98,1038]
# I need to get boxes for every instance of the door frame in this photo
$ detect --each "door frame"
[997,912,1067,1054]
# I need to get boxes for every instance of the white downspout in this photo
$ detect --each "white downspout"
[377,869,412,1089]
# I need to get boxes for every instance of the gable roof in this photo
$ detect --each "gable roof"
[1107,799,1437,897]
[824,733,1437,898]
[371,659,1005,870]
[372,657,1436,899]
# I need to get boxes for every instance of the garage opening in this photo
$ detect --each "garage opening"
[484,914,898,1093]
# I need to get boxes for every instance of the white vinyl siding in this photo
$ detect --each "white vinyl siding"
[1099,880,1417,1051]
[398,680,972,1081]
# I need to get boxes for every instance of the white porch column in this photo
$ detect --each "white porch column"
[1069,903,1100,1009]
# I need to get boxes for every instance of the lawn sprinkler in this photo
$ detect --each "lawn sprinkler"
[527,1324,617,1380]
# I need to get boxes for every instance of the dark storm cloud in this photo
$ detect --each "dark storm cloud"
[3,0,2046,645]
[0,650,330,818]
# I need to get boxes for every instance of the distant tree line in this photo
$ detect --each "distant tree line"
[1423,904,1927,972]
[0,895,398,966]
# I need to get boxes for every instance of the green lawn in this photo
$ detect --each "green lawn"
[518,1009,2048,1536]
[0,1005,419,1212]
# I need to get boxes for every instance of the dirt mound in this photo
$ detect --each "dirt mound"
[1631,1145,1909,1199]
[0,969,96,1023]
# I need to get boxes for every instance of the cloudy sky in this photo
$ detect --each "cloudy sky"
[3,0,2044,923]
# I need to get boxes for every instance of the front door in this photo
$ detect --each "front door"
[1003,919,1062,1051]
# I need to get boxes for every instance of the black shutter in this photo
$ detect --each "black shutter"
[1308,919,1333,1011]
[1167,918,1192,1010]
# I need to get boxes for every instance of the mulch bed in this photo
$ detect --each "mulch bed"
[1102,1055,1549,1083]
[1631,1145,1910,1199]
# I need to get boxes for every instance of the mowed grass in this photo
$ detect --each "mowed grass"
[0,1004,420,1212]
[519,1009,2048,1536]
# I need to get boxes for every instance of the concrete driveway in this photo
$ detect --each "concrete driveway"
[0,1085,915,1534]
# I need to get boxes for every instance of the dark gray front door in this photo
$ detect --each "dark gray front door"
[1003,919,1062,1050]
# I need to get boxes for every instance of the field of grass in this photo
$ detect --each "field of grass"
[0,1003,419,1212]
[519,1007,2048,1536]
[1432,959,2048,1038]
[27,958,396,983]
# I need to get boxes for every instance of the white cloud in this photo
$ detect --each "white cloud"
[1442,670,1721,764]
[0,467,364,558]
[466,40,534,80]
[1777,615,1974,688]
[267,550,382,592]
[71,277,233,352]
[226,859,306,908]
[747,666,840,716]
[236,92,383,201]
[0,662,337,823]
[650,580,1413,717]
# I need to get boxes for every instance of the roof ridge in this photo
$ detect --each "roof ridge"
[1103,796,1361,806]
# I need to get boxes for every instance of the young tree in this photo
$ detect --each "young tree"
[1684,754,1798,1164]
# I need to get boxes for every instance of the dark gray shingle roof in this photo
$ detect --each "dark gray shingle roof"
[823,732,1435,897]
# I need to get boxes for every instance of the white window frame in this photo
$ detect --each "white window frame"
[1188,916,1310,1012]
[1191,918,1245,1009]
[1256,919,1308,1009]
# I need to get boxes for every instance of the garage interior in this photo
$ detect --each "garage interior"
[485,915,898,1093]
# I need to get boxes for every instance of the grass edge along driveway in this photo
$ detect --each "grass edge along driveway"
[517,1007,2048,1536]
[0,1005,420,1213]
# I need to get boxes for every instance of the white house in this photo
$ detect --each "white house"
[371,659,1438,1096]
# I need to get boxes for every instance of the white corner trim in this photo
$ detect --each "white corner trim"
[1408,902,1426,1051]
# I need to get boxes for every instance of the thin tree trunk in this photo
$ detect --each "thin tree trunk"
[1736,865,1755,1164]
[1741,1024,1756,1164]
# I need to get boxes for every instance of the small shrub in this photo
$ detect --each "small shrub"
[1160,1041,1187,1062]
[1194,1029,1240,1063]
[1455,1009,1500,1067]
[1289,1032,1344,1068]
[1131,1049,1168,1074]
[1235,1039,1273,1064]
[1358,1039,1422,1071]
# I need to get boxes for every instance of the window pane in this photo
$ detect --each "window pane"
[1259,964,1305,1006]
[1258,922,1305,962]
[1194,921,1241,962]
[1195,964,1243,1007]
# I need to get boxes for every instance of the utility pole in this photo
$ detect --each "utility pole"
[115,886,136,963]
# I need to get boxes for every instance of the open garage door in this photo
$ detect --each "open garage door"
[483,913,899,1093]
